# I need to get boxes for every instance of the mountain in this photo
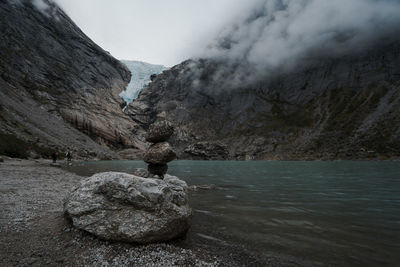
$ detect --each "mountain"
[126,38,400,160]
[119,60,166,104]
[0,0,141,159]
[2,0,400,161]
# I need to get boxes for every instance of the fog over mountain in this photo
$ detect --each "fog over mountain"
[191,0,400,87]
[16,0,400,72]
[125,0,400,160]
[2,0,400,161]
[52,0,252,66]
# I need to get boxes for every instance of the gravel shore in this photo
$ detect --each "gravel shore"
[0,159,247,266]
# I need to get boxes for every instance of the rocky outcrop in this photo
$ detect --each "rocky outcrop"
[184,142,229,160]
[126,38,400,160]
[0,1,144,158]
[64,172,192,244]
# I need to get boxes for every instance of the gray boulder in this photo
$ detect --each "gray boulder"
[132,168,152,178]
[144,142,176,165]
[145,121,174,143]
[63,172,192,243]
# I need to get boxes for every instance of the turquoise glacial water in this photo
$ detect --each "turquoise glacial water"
[67,160,400,266]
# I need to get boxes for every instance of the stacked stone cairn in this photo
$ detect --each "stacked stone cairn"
[143,120,176,178]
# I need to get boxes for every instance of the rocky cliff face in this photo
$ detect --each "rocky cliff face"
[0,0,142,158]
[126,38,400,160]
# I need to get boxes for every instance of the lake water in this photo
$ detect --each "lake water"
[67,160,400,266]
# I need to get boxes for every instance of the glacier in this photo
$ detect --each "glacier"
[120,60,166,104]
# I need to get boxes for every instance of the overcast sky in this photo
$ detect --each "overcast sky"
[52,0,400,72]
[54,0,253,67]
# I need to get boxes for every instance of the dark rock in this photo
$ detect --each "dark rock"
[145,121,174,143]
[144,142,176,165]
[125,38,400,160]
[63,172,192,244]
[184,142,229,160]
[150,74,158,81]
[0,1,144,158]
[0,157,4,163]
[147,164,168,178]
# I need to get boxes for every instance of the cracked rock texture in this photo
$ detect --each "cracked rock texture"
[0,1,145,159]
[145,120,174,143]
[126,38,400,160]
[184,142,229,160]
[64,172,192,243]
[144,142,176,165]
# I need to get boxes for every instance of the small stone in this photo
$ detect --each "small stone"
[147,164,168,178]
[145,121,174,143]
[22,257,38,265]
[188,184,216,191]
[144,142,176,165]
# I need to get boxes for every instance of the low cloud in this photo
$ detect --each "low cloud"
[192,0,400,86]
[8,0,60,18]
[32,0,49,13]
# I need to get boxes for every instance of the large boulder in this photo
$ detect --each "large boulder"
[145,121,174,143]
[63,172,192,243]
[144,142,176,165]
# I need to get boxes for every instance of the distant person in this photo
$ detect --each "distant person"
[66,150,72,164]
[52,152,57,163]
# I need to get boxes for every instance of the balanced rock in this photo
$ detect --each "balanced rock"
[144,142,176,165]
[64,172,192,243]
[145,120,174,143]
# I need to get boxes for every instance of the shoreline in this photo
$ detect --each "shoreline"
[2,154,400,164]
[0,158,264,266]
[3,158,396,266]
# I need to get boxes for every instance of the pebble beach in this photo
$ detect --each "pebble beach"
[0,159,236,266]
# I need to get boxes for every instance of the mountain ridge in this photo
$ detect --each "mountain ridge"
[126,38,400,160]
[0,0,140,159]
[2,0,400,161]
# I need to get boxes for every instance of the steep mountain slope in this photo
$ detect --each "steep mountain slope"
[0,0,142,158]
[126,39,400,160]
[120,60,166,104]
